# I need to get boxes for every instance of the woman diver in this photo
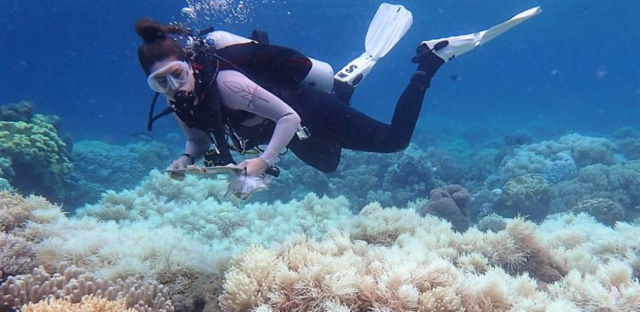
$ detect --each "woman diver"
[136,5,541,188]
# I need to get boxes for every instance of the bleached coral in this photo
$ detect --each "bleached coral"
[0,232,36,277]
[21,295,134,312]
[0,264,174,311]
[219,204,640,311]
[0,191,54,232]
[350,202,427,245]
[548,265,640,311]
[78,171,352,245]
[3,174,640,311]
[218,230,552,311]
[539,213,640,275]
[26,212,227,283]
[1,182,350,307]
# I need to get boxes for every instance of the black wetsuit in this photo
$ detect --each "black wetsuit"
[286,72,432,172]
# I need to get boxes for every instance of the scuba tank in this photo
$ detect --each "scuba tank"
[205,30,335,94]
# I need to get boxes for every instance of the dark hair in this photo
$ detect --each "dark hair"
[135,19,189,75]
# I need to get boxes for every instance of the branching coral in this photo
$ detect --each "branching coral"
[21,295,134,312]
[0,264,174,311]
[0,232,37,278]
[503,218,566,284]
[548,264,640,311]
[78,172,352,245]
[218,231,553,312]
[0,191,53,232]
[350,202,425,246]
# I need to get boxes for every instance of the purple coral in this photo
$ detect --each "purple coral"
[419,184,471,231]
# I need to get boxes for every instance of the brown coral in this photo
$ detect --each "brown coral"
[505,219,566,284]
[0,263,174,311]
[0,191,48,232]
[419,185,471,232]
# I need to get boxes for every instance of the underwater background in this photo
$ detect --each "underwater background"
[1,0,640,311]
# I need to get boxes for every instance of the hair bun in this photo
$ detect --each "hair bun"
[135,19,168,43]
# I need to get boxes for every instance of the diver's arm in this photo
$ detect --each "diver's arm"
[175,116,211,162]
[216,70,300,165]
[166,117,211,179]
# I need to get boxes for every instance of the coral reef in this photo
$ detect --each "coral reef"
[418,184,471,232]
[217,207,640,311]
[76,170,351,243]
[550,160,640,219]
[260,144,441,210]
[20,295,134,312]
[0,103,72,202]
[0,264,174,311]
[498,133,617,184]
[1,185,640,311]
[216,212,638,311]
[326,145,437,209]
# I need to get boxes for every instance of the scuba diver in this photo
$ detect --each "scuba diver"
[136,4,541,198]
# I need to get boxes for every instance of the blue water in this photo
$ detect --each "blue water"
[2,0,638,142]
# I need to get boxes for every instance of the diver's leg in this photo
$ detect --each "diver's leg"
[288,136,342,173]
[327,46,444,152]
[290,46,444,155]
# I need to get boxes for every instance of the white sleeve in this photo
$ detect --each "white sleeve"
[216,70,300,165]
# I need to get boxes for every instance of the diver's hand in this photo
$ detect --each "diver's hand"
[237,157,269,177]
[167,155,191,181]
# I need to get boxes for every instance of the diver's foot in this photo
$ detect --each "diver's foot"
[418,32,485,63]
[411,40,447,75]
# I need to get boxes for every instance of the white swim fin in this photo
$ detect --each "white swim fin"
[334,3,413,87]
[421,6,542,62]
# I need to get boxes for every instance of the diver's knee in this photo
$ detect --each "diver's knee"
[386,139,410,153]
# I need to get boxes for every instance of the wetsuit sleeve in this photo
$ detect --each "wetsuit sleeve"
[174,113,211,161]
[216,70,300,165]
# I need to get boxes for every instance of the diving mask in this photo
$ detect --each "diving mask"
[147,61,191,94]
